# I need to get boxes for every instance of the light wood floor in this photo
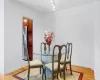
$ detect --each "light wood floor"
[0,65,94,80]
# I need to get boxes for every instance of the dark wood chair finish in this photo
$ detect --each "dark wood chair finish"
[60,43,73,75]
[45,45,67,80]
[64,43,73,75]
[27,42,46,80]
[66,43,73,75]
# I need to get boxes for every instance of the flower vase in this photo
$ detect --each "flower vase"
[48,45,50,54]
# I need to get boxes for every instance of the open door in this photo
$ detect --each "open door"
[22,17,33,61]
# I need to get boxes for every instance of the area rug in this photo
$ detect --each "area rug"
[13,68,83,80]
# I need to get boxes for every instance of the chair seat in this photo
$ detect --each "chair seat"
[60,58,70,63]
[45,62,63,71]
[30,60,43,66]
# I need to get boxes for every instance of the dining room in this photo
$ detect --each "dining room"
[3,0,100,80]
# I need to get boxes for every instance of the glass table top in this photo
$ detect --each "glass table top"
[33,53,58,56]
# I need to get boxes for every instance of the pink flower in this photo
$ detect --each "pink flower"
[44,30,54,46]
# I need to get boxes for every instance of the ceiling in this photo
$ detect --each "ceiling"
[16,0,94,13]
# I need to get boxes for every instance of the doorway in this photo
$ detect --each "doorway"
[23,17,33,61]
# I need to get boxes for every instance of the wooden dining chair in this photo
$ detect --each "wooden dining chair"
[26,43,44,80]
[44,45,67,80]
[61,43,73,75]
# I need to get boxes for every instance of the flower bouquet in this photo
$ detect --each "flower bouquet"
[44,30,54,53]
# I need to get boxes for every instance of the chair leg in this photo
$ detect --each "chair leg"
[60,71,62,77]
[42,67,44,80]
[27,67,30,80]
[66,64,67,71]
[57,72,58,79]
[45,68,46,80]
[63,70,65,80]
[52,71,54,80]
[52,75,54,80]
[69,62,73,75]
[40,67,41,74]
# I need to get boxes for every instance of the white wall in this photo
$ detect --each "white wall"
[55,3,94,69]
[94,1,100,80]
[4,0,48,74]
[0,0,4,74]
[45,3,95,69]
[42,13,56,47]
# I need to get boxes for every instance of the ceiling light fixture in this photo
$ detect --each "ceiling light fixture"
[53,7,55,11]
[50,0,55,11]
[51,0,53,3]
[53,5,55,9]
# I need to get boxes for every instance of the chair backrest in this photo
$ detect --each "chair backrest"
[66,43,72,60]
[52,45,67,74]
[40,42,47,61]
